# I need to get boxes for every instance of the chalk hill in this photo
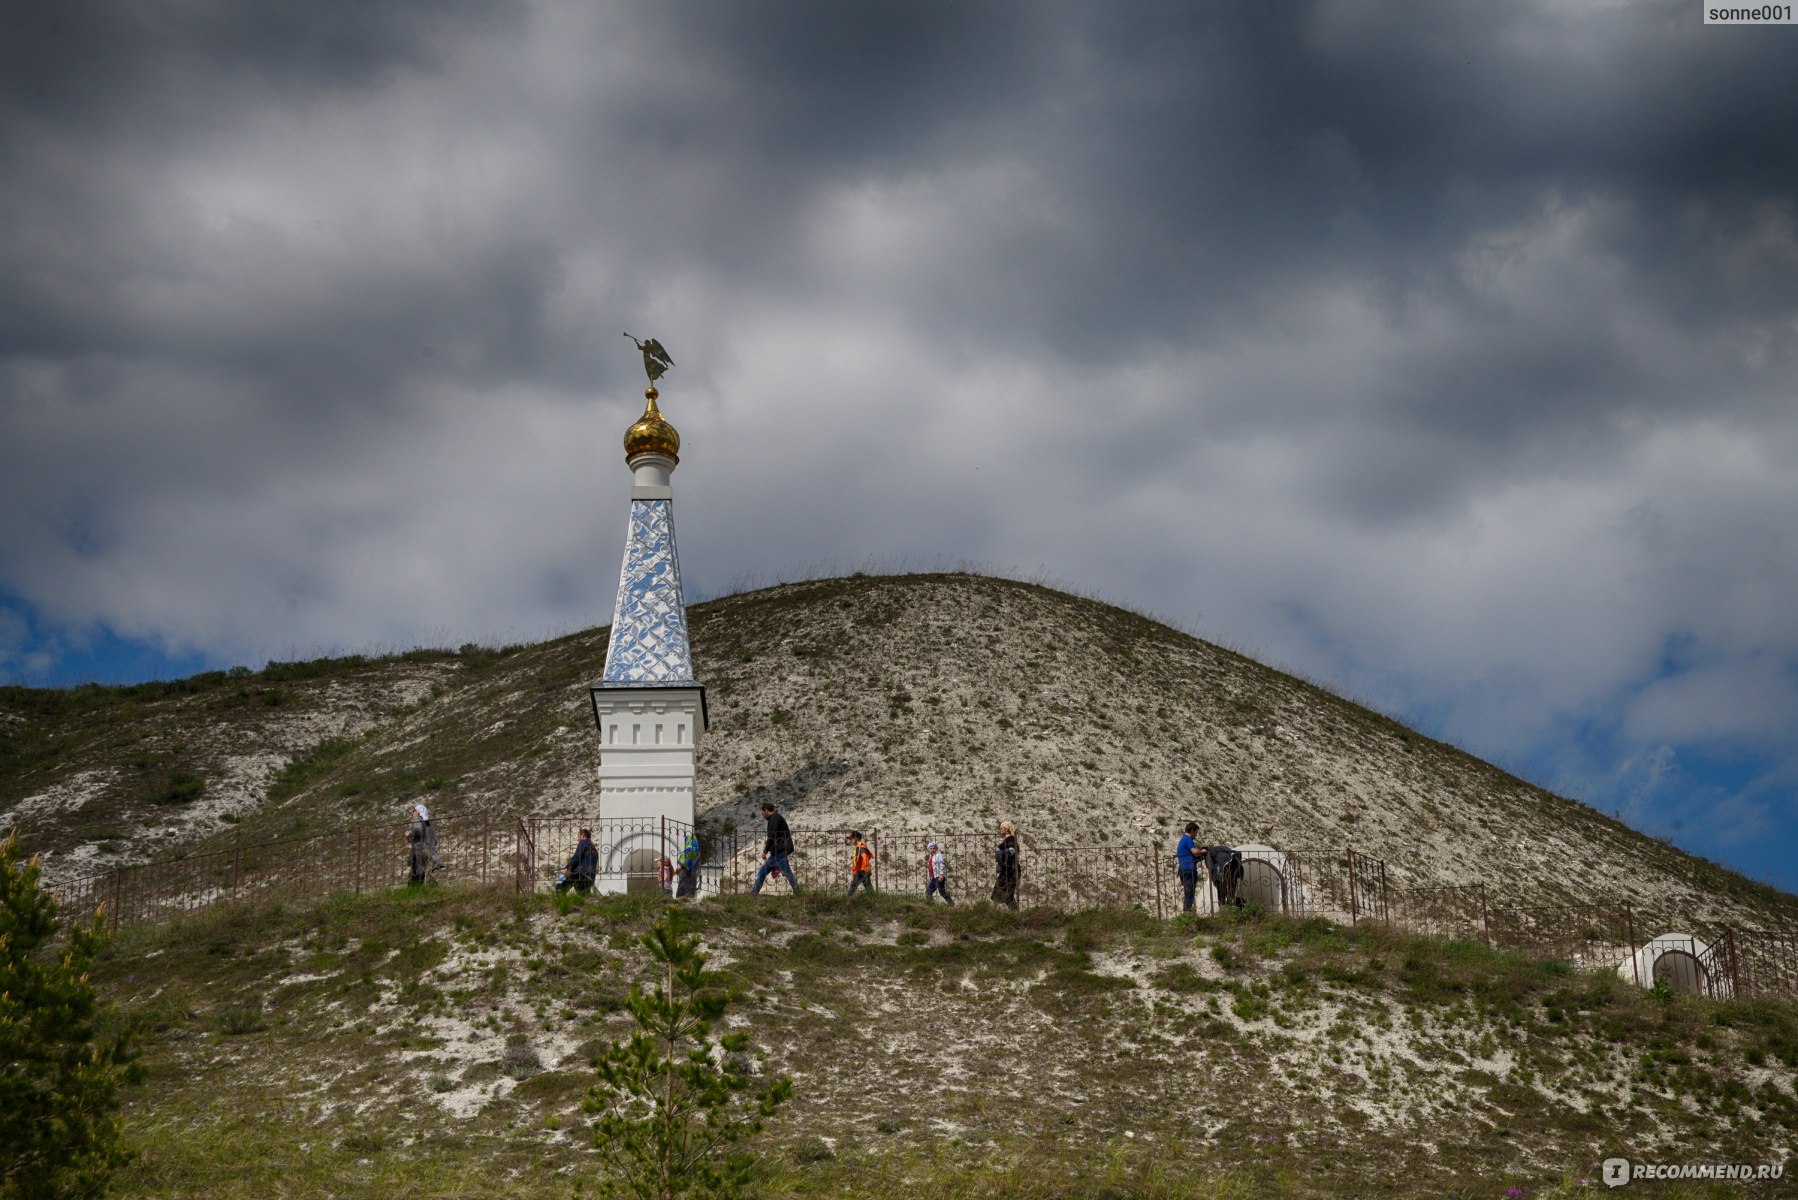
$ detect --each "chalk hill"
[3,573,1792,927]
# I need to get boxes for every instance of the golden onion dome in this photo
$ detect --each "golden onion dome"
[624,386,680,463]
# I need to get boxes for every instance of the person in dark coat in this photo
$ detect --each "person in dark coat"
[407,802,439,885]
[991,821,1020,909]
[557,828,598,893]
[675,831,702,899]
[1204,843,1244,909]
[752,802,799,895]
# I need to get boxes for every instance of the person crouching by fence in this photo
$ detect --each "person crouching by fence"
[406,802,439,885]
[991,822,1020,909]
[925,840,953,904]
[1175,821,1201,914]
[846,831,875,896]
[752,802,799,895]
[1205,843,1244,910]
[556,828,598,894]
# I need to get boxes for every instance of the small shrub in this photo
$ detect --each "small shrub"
[1154,963,1213,994]
[789,1135,835,1163]
[1232,993,1270,1022]
[215,1007,268,1036]
[502,1042,543,1080]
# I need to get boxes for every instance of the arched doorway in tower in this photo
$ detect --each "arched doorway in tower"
[622,847,661,894]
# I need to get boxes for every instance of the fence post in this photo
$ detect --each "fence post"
[111,868,123,930]
[1479,884,1491,947]
[871,829,881,893]
[1152,840,1164,921]
[482,813,490,886]
[1624,904,1639,988]
[1347,851,1359,926]
[232,845,240,902]
[1724,927,1741,1000]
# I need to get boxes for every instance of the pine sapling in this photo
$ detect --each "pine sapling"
[584,912,791,1200]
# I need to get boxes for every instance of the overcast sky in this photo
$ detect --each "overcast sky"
[3,1,1796,890]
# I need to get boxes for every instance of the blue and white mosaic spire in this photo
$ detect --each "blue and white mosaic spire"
[600,382,694,684]
[601,498,694,683]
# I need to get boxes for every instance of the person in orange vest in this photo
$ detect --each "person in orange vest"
[846,831,874,896]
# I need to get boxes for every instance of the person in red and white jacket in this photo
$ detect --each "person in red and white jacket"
[925,840,954,905]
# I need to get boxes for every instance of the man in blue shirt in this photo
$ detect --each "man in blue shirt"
[1175,822,1201,914]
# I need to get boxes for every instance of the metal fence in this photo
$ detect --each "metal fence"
[52,811,511,929]
[38,809,1798,1004]
[1734,929,1798,999]
[514,815,697,895]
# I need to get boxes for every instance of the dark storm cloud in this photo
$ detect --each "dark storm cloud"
[2,1,1797,884]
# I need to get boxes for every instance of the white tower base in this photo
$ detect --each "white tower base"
[589,684,707,895]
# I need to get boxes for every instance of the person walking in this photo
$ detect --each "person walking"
[556,828,598,894]
[1175,821,1202,915]
[675,830,702,899]
[991,821,1020,909]
[1205,843,1244,910]
[752,802,799,895]
[406,802,439,885]
[846,831,874,896]
[925,840,954,904]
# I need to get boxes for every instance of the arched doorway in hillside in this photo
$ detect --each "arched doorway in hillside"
[1652,949,1706,996]
[1239,857,1287,912]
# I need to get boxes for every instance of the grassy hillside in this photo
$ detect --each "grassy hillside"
[5,573,1794,929]
[95,883,1796,1199]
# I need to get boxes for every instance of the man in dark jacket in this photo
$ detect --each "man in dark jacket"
[1204,843,1244,909]
[752,803,799,895]
[557,828,598,894]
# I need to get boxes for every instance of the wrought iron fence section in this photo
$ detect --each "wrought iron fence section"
[51,811,506,929]
[514,815,694,895]
[1728,929,1798,999]
[30,810,1798,1005]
